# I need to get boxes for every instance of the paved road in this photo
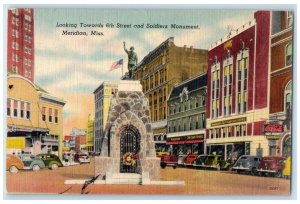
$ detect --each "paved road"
[6,159,290,195]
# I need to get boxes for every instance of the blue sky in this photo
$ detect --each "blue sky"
[33,8,253,133]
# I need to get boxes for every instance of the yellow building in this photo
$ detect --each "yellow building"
[93,81,119,154]
[7,74,65,159]
[86,114,94,152]
[132,37,207,152]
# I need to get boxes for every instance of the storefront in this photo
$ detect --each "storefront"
[166,134,204,155]
[206,142,250,163]
[7,125,50,155]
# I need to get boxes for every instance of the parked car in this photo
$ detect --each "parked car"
[193,155,208,168]
[156,151,170,158]
[18,154,45,171]
[37,153,63,170]
[6,154,24,173]
[184,154,198,166]
[232,155,261,175]
[283,156,291,179]
[178,155,188,166]
[257,156,286,177]
[160,155,178,169]
[203,155,231,170]
[74,153,90,164]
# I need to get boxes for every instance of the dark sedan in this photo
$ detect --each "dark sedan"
[232,155,261,175]
[37,153,63,170]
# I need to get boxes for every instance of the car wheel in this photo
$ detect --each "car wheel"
[32,164,40,171]
[160,163,167,169]
[51,163,58,170]
[275,171,282,178]
[236,170,241,174]
[251,167,257,176]
[172,165,177,169]
[9,166,18,173]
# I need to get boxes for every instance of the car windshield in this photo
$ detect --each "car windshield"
[262,157,274,161]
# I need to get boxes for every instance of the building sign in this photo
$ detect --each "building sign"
[264,124,283,133]
[166,134,204,145]
[211,117,247,127]
[6,137,25,149]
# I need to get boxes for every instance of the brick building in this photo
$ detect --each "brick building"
[131,37,207,153]
[7,8,35,82]
[268,11,293,157]
[167,73,207,155]
[206,11,271,160]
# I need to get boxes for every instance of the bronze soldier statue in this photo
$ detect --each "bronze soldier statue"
[123,41,138,79]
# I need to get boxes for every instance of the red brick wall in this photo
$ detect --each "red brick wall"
[254,11,271,109]
[7,8,34,82]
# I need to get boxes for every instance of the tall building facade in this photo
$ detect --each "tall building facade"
[267,11,293,157]
[132,37,207,152]
[93,81,119,154]
[206,11,271,160]
[69,128,86,151]
[7,8,35,82]
[86,114,95,152]
[7,74,65,159]
[167,73,207,155]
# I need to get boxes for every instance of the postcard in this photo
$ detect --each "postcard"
[5,7,293,195]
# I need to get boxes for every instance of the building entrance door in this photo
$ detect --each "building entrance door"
[120,126,140,173]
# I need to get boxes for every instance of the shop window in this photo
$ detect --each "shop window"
[286,43,292,66]
[7,98,11,116]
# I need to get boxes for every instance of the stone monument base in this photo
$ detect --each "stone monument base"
[94,156,160,183]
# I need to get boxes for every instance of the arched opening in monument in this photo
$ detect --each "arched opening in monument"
[120,125,141,173]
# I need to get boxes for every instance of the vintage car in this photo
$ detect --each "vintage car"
[183,154,199,166]
[257,156,286,177]
[156,151,170,158]
[283,156,291,179]
[74,153,90,164]
[193,155,208,168]
[160,155,178,169]
[6,154,24,173]
[202,155,231,170]
[178,155,188,166]
[232,155,262,175]
[18,154,45,171]
[37,153,63,170]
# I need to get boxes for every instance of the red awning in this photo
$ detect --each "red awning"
[166,140,203,145]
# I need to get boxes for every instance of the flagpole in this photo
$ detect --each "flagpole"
[122,60,123,78]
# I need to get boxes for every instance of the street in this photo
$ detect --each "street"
[6,158,290,195]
